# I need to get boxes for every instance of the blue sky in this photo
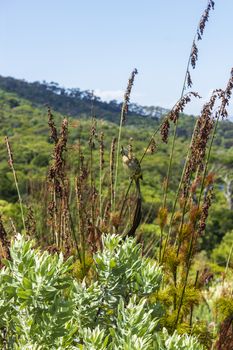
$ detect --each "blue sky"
[1,0,233,115]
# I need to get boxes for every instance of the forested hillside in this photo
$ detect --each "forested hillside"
[0,75,168,122]
[0,74,233,349]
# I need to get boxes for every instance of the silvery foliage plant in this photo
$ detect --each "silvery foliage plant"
[0,234,203,349]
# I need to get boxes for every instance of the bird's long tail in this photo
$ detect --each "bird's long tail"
[125,178,142,238]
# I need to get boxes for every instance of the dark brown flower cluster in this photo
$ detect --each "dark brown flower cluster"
[160,92,200,143]
[187,70,193,88]
[89,118,97,149]
[47,106,58,143]
[78,146,89,182]
[48,119,68,190]
[122,68,138,124]
[25,206,36,237]
[160,117,170,143]
[187,1,215,87]
[47,117,70,236]
[198,0,215,38]
[191,41,198,69]
[47,117,69,223]
[183,91,221,195]
[219,68,233,119]
[198,186,213,235]
[170,92,201,123]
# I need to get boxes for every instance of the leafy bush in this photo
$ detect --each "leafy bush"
[211,230,233,267]
[0,234,204,349]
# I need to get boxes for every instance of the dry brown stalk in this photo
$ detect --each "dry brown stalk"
[215,316,233,350]
[122,68,138,124]
[169,92,201,124]
[25,206,37,237]
[182,90,222,197]
[47,117,70,248]
[198,0,215,38]
[99,132,105,219]
[160,118,170,144]
[47,106,58,143]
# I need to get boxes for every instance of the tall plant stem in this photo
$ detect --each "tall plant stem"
[99,165,103,220]
[190,270,199,327]
[5,137,26,232]
[173,230,195,330]
[224,242,233,279]
[90,145,95,225]
[113,107,125,212]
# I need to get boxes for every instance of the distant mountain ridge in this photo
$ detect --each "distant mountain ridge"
[0,75,168,122]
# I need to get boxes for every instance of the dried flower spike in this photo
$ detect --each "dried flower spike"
[160,118,170,143]
[122,68,138,124]
[48,106,58,144]
[187,70,193,88]
[191,41,198,69]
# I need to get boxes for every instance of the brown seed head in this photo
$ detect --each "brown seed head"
[191,41,198,69]
[219,68,233,119]
[198,187,213,236]
[47,107,58,144]
[187,70,193,88]
[198,0,215,39]
[160,117,170,143]
[169,92,201,123]
[122,68,138,124]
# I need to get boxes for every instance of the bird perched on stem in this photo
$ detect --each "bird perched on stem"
[121,146,142,192]
[121,146,142,238]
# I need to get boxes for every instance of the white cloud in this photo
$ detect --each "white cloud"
[94,89,144,103]
[94,89,124,102]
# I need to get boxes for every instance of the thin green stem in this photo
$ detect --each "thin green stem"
[99,166,103,220]
[113,107,124,211]
[190,270,199,327]
[225,242,233,277]
[5,137,26,232]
